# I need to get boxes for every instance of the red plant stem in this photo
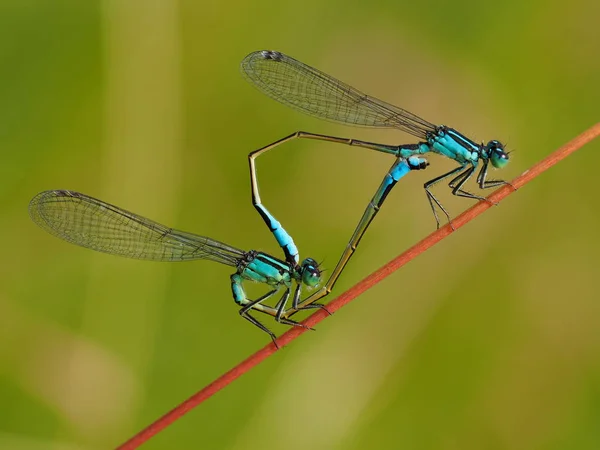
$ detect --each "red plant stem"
[116,123,600,450]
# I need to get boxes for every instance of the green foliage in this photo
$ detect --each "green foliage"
[1,0,599,448]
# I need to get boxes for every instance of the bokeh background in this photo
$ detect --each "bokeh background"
[1,0,599,449]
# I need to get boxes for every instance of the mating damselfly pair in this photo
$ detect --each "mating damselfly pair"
[29,50,511,346]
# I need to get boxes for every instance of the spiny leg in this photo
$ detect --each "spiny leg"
[426,192,446,230]
[238,289,280,345]
[240,297,313,345]
[274,283,292,321]
[273,283,315,329]
[477,160,516,191]
[290,279,331,314]
[424,165,466,229]
[449,166,497,207]
[231,273,284,345]
[233,275,314,346]
[448,166,487,200]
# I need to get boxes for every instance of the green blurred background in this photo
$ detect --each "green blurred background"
[1,0,599,449]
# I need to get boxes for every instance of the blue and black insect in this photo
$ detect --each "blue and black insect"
[242,50,510,227]
[241,50,510,314]
[29,189,322,345]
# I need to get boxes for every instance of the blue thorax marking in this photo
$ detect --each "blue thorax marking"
[255,204,299,264]
[432,128,480,164]
[398,128,482,165]
[241,251,291,285]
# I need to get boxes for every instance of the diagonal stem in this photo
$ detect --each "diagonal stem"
[115,122,600,450]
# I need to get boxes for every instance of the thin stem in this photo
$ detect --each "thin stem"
[116,122,600,450]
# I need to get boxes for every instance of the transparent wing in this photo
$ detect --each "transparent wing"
[29,190,245,265]
[241,50,437,139]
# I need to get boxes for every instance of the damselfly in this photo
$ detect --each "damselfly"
[242,50,511,226]
[241,50,510,315]
[29,189,323,346]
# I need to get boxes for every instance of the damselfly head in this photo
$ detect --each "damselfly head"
[486,140,510,169]
[300,257,322,287]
